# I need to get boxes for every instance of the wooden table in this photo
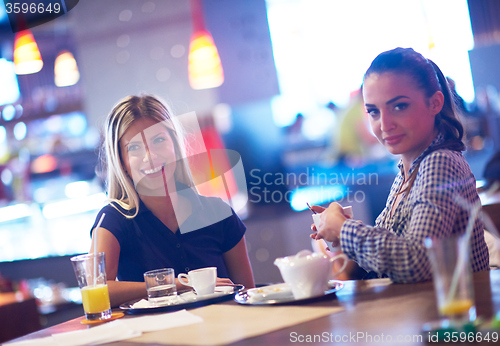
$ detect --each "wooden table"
[7,270,500,345]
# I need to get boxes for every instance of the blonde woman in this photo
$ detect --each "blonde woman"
[90,95,254,306]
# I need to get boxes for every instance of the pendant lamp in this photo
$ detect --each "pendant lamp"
[13,29,43,75]
[0,58,21,106]
[54,50,80,87]
[188,0,224,90]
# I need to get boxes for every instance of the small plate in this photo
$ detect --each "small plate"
[120,285,244,314]
[234,280,343,305]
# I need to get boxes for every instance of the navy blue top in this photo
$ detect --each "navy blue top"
[90,190,246,282]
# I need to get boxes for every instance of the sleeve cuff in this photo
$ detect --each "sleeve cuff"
[340,218,360,260]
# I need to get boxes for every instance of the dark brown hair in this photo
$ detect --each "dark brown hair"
[364,48,465,193]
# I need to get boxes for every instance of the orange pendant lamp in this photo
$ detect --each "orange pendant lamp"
[188,0,224,90]
[14,29,43,75]
[54,50,80,87]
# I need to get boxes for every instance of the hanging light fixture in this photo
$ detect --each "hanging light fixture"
[188,0,224,90]
[54,50,80,87]
[13,29,43,75]
[0,58,20,106]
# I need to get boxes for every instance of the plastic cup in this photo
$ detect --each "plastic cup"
[70,253,111,321]
[144,268,177,305]
[425,235,476,325]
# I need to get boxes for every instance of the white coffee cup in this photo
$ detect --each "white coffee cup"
[178,267,217,296]
[312,206,353,251]
[343,206,353,219]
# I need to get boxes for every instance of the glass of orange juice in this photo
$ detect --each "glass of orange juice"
[425,235,476,325]
[71,253,112,321]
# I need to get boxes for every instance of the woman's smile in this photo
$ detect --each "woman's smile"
[142,164,165,176]
[120,118,177,193]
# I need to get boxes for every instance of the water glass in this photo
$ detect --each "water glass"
[144,268,177,305]
[70,253,112,321]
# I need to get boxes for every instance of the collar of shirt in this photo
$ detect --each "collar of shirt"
[397,132,445,176]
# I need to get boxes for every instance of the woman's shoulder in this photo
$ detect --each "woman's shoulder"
[100,201,132,215]
[420,149,468,171]
[91,201,135,240]
[418,149,473,186]
[96,201,136,226]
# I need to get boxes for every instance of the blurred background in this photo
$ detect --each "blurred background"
[0,0,500,331]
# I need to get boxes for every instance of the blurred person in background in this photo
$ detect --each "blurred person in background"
[479,150,500,269]
[324,88,385,166]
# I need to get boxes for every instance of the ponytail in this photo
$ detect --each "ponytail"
[428,60,465,152]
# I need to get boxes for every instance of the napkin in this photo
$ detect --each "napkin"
[1,337,55,346]
[120,309,203,332]
[132,298,162,309]
[3,310,203,346]
[215,285,236,294]
[52,320,141,345]
[132,296,187,308]
[2,321,140,346]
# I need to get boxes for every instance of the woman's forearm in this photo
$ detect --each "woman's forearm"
[107,280,147,307]
[223,237,256,289]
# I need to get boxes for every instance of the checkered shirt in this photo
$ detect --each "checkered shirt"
[340,134,490,283]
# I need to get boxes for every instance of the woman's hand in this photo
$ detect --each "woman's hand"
[222,236,255,289]
[310,202,347,244]
[216,277,234,286]
[310,205,326,217]
[177,277,234,293]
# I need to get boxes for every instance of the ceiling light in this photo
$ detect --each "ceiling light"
[13,29,43,75]
[54,50,80,87]
[188,0,224,90]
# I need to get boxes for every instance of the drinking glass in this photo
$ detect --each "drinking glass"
[70,253,111,321]
[144,268,177,305]
[425,235,476,325]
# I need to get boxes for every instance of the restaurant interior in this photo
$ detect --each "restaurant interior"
[1,0,500,343]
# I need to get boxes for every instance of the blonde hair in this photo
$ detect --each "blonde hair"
[101,94,196,218]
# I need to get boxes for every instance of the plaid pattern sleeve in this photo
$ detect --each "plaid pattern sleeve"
[340,141,489,283]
